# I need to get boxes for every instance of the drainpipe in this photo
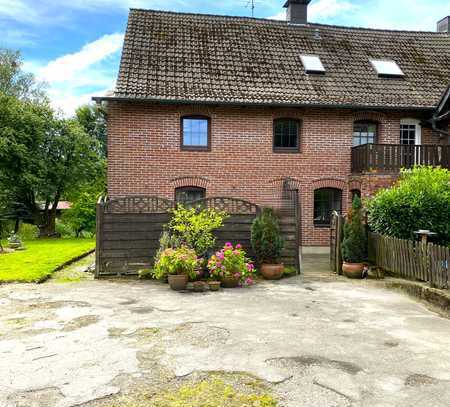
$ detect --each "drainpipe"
[430,116,450,138]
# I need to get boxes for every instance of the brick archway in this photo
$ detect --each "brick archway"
[348,179,362,192]
[311,177,348,215]
[352,111,387,123]
[352,111,387,143]
[169,176,210,189]
[311,178,347,191]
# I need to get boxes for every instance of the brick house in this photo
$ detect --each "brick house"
[94,1,450,249]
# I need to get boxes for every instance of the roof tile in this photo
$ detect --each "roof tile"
[113,9,450,109]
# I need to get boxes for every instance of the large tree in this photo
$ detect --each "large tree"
[76,103,107,157]
[0,48,46,101]
[0,93,104,236]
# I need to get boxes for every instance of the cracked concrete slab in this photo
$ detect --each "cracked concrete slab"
[1,255,450,406]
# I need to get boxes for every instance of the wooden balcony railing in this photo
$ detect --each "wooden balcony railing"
[351,144,450,173]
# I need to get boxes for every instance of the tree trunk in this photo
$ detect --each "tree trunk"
[38,214,57,237]
[38,194,60,237]
[14,218,20,234]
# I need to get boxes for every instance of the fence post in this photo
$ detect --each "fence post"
[414,230,437,287]
[95,197,104,278]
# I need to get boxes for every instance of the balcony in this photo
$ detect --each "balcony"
[351,144,450,173]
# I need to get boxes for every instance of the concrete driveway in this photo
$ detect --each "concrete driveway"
[1,255,450,407]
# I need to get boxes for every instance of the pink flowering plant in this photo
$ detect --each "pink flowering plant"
[207,243,256,286]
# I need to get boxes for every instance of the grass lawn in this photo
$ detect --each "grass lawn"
[0,238,95,283]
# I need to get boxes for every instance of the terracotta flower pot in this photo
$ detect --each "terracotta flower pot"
[221,276,239,288]
[168,274,188,291]
[260,263,284,280]
[342,262,364,279]
[208,281,221,291]
[193,281,206,292]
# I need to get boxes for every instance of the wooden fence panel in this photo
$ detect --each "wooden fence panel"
[368,233,449,289]
[96,195,300,277]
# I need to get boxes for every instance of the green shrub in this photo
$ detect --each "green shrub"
[168,205,228,256]
[366,167,450,245]
[283,266,297,277]
[342,195,367,263]
[138,269,154,279]
[251,208,284,263]
[62,192,97,237]
[55,219,75,237]
[18,223,38,240]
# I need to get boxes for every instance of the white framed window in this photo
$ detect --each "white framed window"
[400,118,421,145]
[300,55,325,74]
[370,59,404,78]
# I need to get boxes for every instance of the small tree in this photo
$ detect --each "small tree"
[167,205,228,256]
[251,208,284,264]
[341,195,367,263]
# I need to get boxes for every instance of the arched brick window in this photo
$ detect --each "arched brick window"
[353,120,378,146]
[175,186,206,203]
[314,188,342,227]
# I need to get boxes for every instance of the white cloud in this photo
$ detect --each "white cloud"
[38,33,123,83]
[268,11,285,21]
[354,0,446,32]
[268,0,355,21]
[47,86,112,117]
[309,0,354,20]
[0,0,41,23]
[26,33,124,116]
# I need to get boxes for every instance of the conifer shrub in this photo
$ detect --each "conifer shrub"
[342,195,367,263]
[251,208,284,263]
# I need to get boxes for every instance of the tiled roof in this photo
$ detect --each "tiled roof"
[111,9,450,109]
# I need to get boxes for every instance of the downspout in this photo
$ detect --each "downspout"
[430,85,450,138]
[429,114,450,138]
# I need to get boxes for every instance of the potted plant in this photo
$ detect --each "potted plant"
[7,232,22,250]
[251,208,284,280]
[152,246,199,290]
[207,280,221,291]
[341,195,368,279]
[207,243,255,288]
[193,280,206,292]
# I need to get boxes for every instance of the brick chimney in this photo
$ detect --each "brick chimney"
[284,0,312,24]
[437,16,450,33]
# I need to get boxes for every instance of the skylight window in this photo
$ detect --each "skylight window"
[300,55,325,74]
[370,59,404,78]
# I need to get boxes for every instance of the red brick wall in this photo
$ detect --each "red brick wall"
[107,101,440,246]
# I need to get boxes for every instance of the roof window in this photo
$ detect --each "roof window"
[370,59,404,78]
[300,55,325,74]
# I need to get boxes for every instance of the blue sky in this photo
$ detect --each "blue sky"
[1,0,448,115]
